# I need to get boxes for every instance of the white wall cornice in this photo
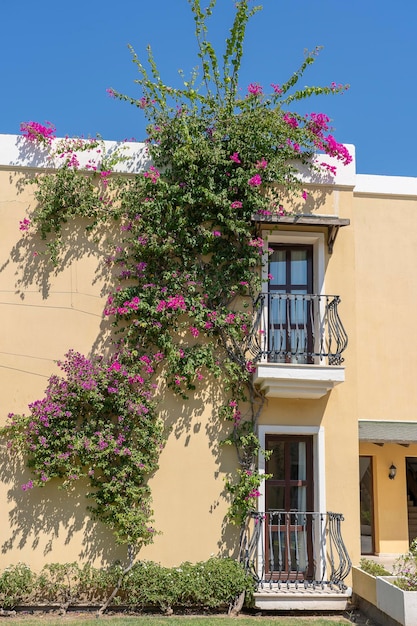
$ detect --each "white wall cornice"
[0,134,150,174]
[0,133,354,186]
[2,133,417,199]
[355,173,417,198]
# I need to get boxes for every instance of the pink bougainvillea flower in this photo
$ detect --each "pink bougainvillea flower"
[230,201,242,209]
[271,83,283,94]
[245,489,261,500]
[282,113,299,128]
[190,326,199,337]
[213,230,221,237]
[248,174,262,187]
[144,165,160,184]
[245,360,257,374]
[138,97,149,109]
[286,139,301,153]
[247,82,263,96]
[320,161,337,176]
[20,121,56,145]
[100,170,112,188]
[229,152,241,164]
[19,218,31,232]
[255,158,268,169]
[323,134,352,165]
[248,237,264,249]
[106,88,116,98]
[308,112,330,134]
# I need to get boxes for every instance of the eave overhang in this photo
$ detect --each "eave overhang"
[359,420,417,446]
[252,214,350,254]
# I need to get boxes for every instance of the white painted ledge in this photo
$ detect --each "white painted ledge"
[0,133,354,187]
[355,173,417,197]
[3,133,417,197]
[254,363,345,399]
[0,134,150,174]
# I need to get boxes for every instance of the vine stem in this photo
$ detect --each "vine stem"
[97,544,136,616]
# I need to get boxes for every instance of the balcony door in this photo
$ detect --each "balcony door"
[268,245,313,363]
[265,435,314,579]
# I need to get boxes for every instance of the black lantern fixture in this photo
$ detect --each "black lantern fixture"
[389,464,397,480]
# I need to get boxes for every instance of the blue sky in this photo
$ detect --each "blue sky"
[1,0,416,176]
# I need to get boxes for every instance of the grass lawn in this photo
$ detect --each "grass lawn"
[2,615,353,626]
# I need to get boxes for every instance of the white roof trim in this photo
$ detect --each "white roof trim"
[0,133,355,186]
[0,134,151,174]
[355,174,417,197]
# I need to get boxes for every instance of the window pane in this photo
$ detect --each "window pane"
[269,250,286,285]
[288,530,308,571]
[268,486,285,509]
[290,486,306,511]
[270,530,286,572]
[290,250,308,285]
[268,441,285,479]
[270,293,287,325]
[290,442,306,480]
[269,529,308,573]
[290,295,308,324]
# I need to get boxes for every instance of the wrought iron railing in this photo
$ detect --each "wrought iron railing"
[249,293,348,366]
[239,511,351,590]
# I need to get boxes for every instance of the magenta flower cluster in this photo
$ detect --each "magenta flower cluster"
[20,121,56,145]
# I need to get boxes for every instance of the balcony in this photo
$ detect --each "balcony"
[251,293,348,399]
[240,511,352,610]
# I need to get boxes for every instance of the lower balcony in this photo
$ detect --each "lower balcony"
[251,293,348,399]
[240,510,352,610]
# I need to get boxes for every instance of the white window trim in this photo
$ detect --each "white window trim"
[258,424,326,514]
[259,230,326,365]
[256,425,326,581]
[261,229,326,295]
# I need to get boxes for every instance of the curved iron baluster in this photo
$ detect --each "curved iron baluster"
[240,510,351,591]
[250,293,348,365]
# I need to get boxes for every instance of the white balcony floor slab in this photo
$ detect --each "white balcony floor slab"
[254,363,345,399]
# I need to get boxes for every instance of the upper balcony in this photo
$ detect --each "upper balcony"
[251,293,348,399]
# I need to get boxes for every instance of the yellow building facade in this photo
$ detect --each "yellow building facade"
[1,134,416,605]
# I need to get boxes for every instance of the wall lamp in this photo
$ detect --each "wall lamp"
[389,464,397,480]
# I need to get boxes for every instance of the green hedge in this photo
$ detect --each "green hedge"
[0,558,254,611]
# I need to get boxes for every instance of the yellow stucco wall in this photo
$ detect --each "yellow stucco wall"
[354,194,417,420]
[0,166,240,568]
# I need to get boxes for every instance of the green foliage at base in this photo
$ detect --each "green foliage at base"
[0,558,253,611]
[393,538,417,590]
[0,563,35,609]
[358,558,390,577]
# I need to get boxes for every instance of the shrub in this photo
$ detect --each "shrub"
[0,558,253,612]
[359,557,390,577]
[122,557,253,611]
[0,563,35,609]
[393,540,417,591]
